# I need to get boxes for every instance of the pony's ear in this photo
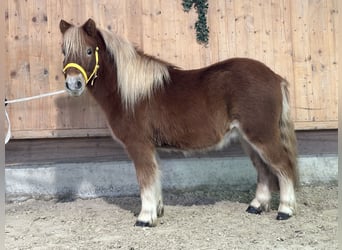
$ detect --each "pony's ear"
[60,19,72,34]
[82,18,97,37]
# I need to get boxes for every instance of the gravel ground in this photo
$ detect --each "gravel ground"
[5,183,337,250]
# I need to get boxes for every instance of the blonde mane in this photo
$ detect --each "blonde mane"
[63,27,87,60]
[99,29,170,110]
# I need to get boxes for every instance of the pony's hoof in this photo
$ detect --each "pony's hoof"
[246,205,262,215]
[134,220,153,227]
[276,212,291,220]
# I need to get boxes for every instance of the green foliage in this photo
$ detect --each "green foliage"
[182,0,209,46]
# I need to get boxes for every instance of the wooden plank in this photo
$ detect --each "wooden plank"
[141,0,154,60]
[294,121,338,130]
[283,0,297,118]
[261,0,275,68]
[249,0,263,61]
[173,2,193,69]
[187,2,204,69]
[10,128,110,140]
[290,0,311,122]
[215,0,229,61]
[225,0,237,58]
[7,0,33,133]
[324,0,338,121]
[28,0,48,131]
[307,0,327,123]
[5,130,338,166]
[160,1,173,62]
[46,0,63,131]
[233,0,250,57]
[271,0,297,118]
[126,0,143,45]
[8,120,338,140]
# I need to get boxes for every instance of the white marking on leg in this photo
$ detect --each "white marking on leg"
[138,183,159,226]
[137,156,163,226]
[250,182,271,211]
[278,177,296,216]
[153,154,164,217]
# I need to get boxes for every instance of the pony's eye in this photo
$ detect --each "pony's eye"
[87,48,93,56]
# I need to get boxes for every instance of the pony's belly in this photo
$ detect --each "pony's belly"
[158,127,240,156]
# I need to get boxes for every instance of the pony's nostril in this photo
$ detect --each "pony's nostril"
[76,80,82,89]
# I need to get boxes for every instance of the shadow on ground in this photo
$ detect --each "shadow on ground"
[98,185,282,217]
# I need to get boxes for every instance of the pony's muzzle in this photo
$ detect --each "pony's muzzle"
[65,73,86,96]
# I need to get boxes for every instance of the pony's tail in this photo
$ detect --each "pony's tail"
[280,80,299,187]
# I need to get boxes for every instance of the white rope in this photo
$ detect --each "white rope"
[5,90,66,105]
[4,89,66,144]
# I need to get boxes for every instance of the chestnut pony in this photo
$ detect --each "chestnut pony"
[60,19,298,227]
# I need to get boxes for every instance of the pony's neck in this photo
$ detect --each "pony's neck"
[87,48,124,115]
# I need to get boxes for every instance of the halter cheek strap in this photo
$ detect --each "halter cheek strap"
[62,46,100,86]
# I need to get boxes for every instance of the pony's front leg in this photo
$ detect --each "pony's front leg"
[136,170,163,227]
[127,145,163,227]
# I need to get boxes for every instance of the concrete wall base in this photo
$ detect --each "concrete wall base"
[5,154,337,201]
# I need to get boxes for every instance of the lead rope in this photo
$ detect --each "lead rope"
[4,89,66,144]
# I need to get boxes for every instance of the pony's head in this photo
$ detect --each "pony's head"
[60,19,100,96]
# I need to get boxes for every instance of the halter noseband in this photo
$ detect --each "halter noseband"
[62,46,100,86]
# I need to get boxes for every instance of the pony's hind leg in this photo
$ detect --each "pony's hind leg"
[276,172,296,220]
[127,145,163,227]
[241,140,278,214]
[262,142,297,220]
[243,139,297,220]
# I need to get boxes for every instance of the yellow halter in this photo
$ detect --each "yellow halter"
[62,47,100,86]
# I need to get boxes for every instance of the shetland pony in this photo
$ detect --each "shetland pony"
[60,19,298,227]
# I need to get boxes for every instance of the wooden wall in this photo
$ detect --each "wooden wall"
[4,0,339,139]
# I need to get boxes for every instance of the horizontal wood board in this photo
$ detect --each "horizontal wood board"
[5,130,338,166]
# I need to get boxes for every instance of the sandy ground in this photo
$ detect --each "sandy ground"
[5,183,337,250]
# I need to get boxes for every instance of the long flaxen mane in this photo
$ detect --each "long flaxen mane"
[98,29,171,110]
[63,26,89,60]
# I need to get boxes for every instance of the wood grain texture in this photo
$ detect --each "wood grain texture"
[4,0,338,139]
[5,130,338,166]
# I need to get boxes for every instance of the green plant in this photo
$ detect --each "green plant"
[182,0,209,45]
